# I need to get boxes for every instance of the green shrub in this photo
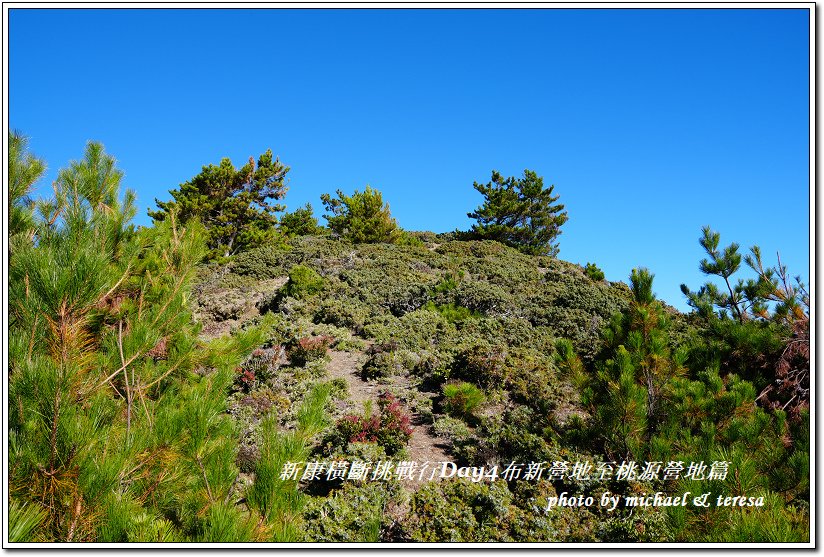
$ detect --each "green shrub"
[360,350,418,380]
[196,288,253,322]
[423,301,481,323]
[301,482,401,542]
[321,186,401,244]
[452,344,508,388]
[279,203,322,236]
[283,264,325,299]
[363,309,453,352]
[232,244,292,279]
[328,377,349,398]
[314,297,371,333]
[443,382,485,419]
[405,479,514,542]
[396,231,425,247]
[432,416,472,442]
[453,406,556,466]
[584,262,605,281]
[452,282,513,316]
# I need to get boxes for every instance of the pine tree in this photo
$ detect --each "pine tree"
[320,186,400,243]
[8,130,46,255]
[467,169,568,256]
[8,139,269,541]
[680,226,779,322]
[149,150,289,260]
[572,268,685,460]
[279,202,322,236]
[680,226,809,414]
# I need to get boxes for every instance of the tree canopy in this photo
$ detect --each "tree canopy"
[680,226,809,325]
[9,130,46,254]
[148,150,289,260]
[320,186,400,244]
[467,169,568,257]
[279,202,323,236]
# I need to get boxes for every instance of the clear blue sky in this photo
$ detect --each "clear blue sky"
[9,8,810,311]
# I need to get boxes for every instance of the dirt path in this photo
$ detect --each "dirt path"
[327,349,377,408]
[326,349,451,488]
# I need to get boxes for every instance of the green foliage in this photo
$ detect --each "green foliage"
[599,508,672,542]
[680,226,808,326]
[680,226,809,407]
[296,382,333,438]
[321,185,401,243]
[360,349,418,380]
[422,301,481,323]
[283,264,325,299]
[301,482,401,542]
[149,150,289,260]
[9,143,222,541]
[8,130,46,255]
[574,268,686,460]
[454,405,557,466]
[245,382,331,541]
[442,382,486,419]
[405,479,515,542]
[7,139,275,542]
[451,343,508,388]
[8,500,50,543]
[232,235,350,280]
[328,393,413,456]
[280,203,323,236]
[559,259,809,542]
[432,416,472,442]
[396,230,426,247]
[584,262,605,281]
[466,169,568,256]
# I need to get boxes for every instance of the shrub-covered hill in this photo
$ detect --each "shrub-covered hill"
[193,234,641,541]
[189,233,807,543]
[198,234,636,430]
[220,234,637,357]
[9,136,806,543]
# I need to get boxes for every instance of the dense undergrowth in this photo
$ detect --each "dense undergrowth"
[8,136,809,543]
[192,234,809,542]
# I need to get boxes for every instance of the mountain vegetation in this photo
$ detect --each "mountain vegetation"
[466,169,568,256]
[320,186,401,244]
[148,150,290,260]
[7,133,810,543]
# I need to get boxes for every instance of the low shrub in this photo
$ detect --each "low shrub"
[423,301,480,323]
[242,346,285,384]
[232,244,292,279]
[283,264,325,299]
[235,443,261,474]
[301,481,401,542]
[432,416,472,442]
[332,393,413,456]
[289,335,334,366]
[404,479,514,542]
[452,344,508,388]
[396,231,426,247]
[197,288,252,322]
[360,350,418,380]
[584,262,605,281]
[443,382,485,419]
[314,297,371,333]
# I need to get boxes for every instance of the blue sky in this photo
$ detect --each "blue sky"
[9,8,810,311]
